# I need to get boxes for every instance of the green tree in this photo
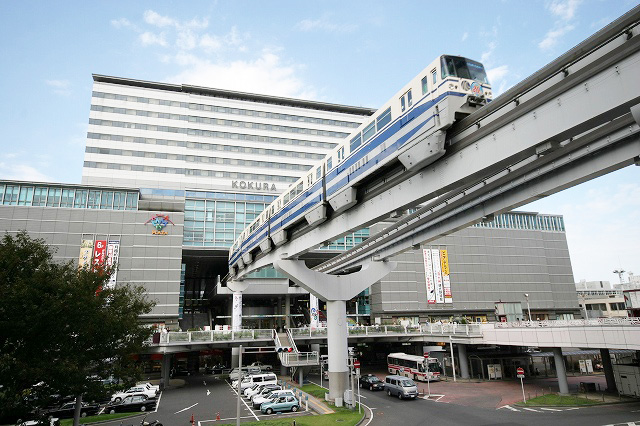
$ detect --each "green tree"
[0,231,155,425]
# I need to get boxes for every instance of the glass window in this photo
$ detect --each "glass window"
[113,192,126,210]
[350,134,362,152]
[421,76,428,94]
[327,157,333,171]
[431,69,437,85]
[407,90,413,107]
[87,190,100,209]
[376,107,392,129]
[60,189,74,207]
[126,192,138,210]
[400,96,406,112]
[100,191,113,209]
[74,190,87,208]
[18,186,33,206]
[46,188,61,207]
[32,187,47,206]
[362,121,376,143]
[316,167,322,180]
[337,147,345,162]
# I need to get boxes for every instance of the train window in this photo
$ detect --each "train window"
[337,146,345,162]
[316,167,322,180]
[377,107,391,129]
[307,173,313,186]
[400,96,406,112]
[284,193,290,204]
[362,121,376,142]
[350,134,361,151]
[431,69,437,85]
[327,157,333,171]
[407,90,412,107]
[421,77,428,95]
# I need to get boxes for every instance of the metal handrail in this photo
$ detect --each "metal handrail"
[494,317,640,328]
[158,328,276,344]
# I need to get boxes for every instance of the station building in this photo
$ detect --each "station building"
[0,75,581,332]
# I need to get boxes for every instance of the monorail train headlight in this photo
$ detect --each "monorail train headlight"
[461,81,471,91]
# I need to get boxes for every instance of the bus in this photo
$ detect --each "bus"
[387,352,442,382]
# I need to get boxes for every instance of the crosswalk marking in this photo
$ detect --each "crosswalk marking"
[497,405,582,413]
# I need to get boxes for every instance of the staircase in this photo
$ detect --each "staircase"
[274,329,319,367]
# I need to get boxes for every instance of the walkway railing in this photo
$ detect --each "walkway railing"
[157,328,275,344]
[279,351,320,366]
[494,317,640,328]
[289,323,483,338]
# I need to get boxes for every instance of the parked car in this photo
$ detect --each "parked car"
[111,386,156,402]
[248,361,273,371]
[106,395,157,414]
[205,363,229,374]
[18,418,60,426]
[260,395,300,414]
[244,383,263,399]
[137,382,160,394]
[250,384,281,403]
[359,374,384,391]
[45,401,100,419]
[252,389,292,409]
[229,367,260,381]
[384,375,418,400]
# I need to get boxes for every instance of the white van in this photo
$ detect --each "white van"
[238,373,278,390]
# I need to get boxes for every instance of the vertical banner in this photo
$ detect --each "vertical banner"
[232,292,243,331]
[78,239,94,269]
[309,294,319,327]
[105,240,120,289]
[93,240,107,271]
[441,249,453,303]
[432,249,444,303]
[423,249,436,304]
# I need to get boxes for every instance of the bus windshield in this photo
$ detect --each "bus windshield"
[441,56,489,84]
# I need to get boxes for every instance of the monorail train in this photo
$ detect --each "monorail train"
[229,55,492,275]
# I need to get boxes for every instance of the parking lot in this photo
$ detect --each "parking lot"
[151,373,313,425]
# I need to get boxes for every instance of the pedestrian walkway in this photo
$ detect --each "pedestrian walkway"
[279,376,335,415]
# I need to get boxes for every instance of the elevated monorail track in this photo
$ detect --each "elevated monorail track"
[234,5,640,281]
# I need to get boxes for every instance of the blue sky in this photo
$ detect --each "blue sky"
[1,1,638,284]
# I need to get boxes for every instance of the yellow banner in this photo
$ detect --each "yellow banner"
[440,249,450,276]
[78,239,94,269]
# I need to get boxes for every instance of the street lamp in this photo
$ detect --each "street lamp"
[524,293,532,322]
[613,269,625,285]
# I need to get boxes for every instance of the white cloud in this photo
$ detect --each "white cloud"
[481,41,497,64]
[111,18,136,30]
[487,65,509,83]
[166,50,316,100]
[45,79,71,96]
[143,10,176,28]
[200,34,222,52]
[176,29,197,50]
[295,15,357,33]
[461,32,468,42]
[538,24,574,50]
[139,31,168,47]
[0,162,52,182]
[547,0,582,21]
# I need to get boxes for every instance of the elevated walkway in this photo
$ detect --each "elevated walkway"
[274,329,319,367]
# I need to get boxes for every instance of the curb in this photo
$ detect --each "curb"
[70,413,146,425]
[515,399,639,407]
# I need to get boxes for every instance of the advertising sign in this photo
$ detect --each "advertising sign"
[92,240,107,271]
[423,249,436,304]
[232,292,243,331]
[432,249,444,304]
[78,239,94,269]
[440,249,452,303]
[105,240,120,289]
[310,294,319,328]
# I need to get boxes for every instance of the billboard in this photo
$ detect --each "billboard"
[441,249,452,303]
[432,249,444,304]
[423,249,436,304]
[105,240,120,289]
[78,239,94,269]
[310,294,319,327]
[92,240,107,271]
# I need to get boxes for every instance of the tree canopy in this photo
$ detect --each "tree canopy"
[0,231,155,423]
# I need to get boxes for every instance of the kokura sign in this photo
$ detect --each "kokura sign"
[231,180,277,191]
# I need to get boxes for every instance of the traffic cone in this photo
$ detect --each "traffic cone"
[216,412,221,421]
[190,413,195,425]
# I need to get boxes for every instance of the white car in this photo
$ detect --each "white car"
[252,389,294,410]
[244,383,262,399]
[249,361,273,371]
[111,386,156,402]
[229,367,260,381]
[137,382,160,393]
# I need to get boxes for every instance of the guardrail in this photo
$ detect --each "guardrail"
[280,351,319,366]
[157,328,275,344]
[494,317,640,328]
[289,323,482,338]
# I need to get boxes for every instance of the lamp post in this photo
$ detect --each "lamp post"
[524,293,532,322]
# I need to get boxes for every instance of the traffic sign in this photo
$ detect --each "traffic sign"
[354,360,360,369]
[517,367,524,376]
[424,352,430,358]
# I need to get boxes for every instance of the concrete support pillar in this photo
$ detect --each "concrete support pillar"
[552,347,569,394]
[311,343,321,354]
[600,348,617,393]
[326,300,349,400]
[280,364,287,376]
[299,366,305,385]
[458,344,470,379]
[231,347,240,368]
[285,295,291,328]
[160,353,172,390]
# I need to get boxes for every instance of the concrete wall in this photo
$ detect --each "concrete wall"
[0,204,184,321]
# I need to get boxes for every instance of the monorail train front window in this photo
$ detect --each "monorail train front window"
[440,56,489,84]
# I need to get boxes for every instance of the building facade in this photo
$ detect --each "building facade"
[0,75,582,329]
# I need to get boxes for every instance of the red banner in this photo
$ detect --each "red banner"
[93,240,107,271]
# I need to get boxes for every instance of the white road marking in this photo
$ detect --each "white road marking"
[154,391,162,413]
[565,407,580,411]
[423,394,445,402]
[522,407,540,412]
[174,402,198,414]
[540,408,562,411]
[226,381,260,421]
[498,405,520,412]
[207,389,210,396]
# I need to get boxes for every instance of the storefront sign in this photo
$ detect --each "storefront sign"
[432,249,444,304]
[105,240,120,289]
[310,294,319,327]
[231,181,277,191]
[93,240,107,271]
[423,249,436,304]
[145,214,174,235]
[78,239,94,269]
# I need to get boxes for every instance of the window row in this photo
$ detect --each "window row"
[185,199,267,213]
[83,161,300,183]
[472,213,565,232]
[350,107,392,152]
[88,121,338,150]
[183,191,277,203]
[87,132,327,160]
[0,184,138,210]
[92,91,362,128]
[90,105,351,139]
[85,146,314,172]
